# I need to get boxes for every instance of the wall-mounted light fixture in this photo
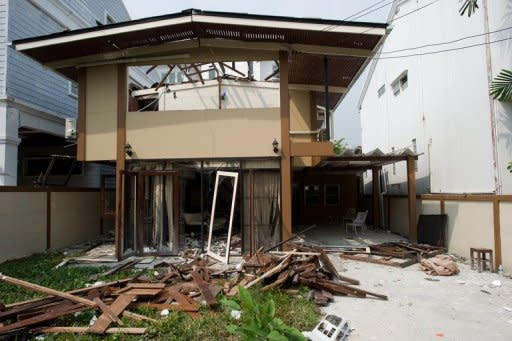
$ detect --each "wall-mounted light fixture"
[124,143,133,157]
[272,139,279,154]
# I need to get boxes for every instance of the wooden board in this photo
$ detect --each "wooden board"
[88,294,134,334]
[33,327,146,335]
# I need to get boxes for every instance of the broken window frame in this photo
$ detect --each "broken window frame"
[207,171,239,264]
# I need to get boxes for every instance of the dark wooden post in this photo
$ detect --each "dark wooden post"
[406,156,417,242]
[279,50,292,241]
[372,167,381,229]
[115,64,128,259]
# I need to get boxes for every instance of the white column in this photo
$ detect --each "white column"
[0,104,20,186]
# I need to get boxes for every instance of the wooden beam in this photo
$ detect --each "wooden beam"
[155,64,174,90]
[493,200,502,268]
[421,194,512,202]
[290,142,333,157]
[372,167,381,229]
[220,62,245,77]
[46,191,51,249]
[115,64,128,259]
[279,51,292,242]
[406,156,417,242]
[77,68,86,161]
[177,64,193,82]
[37,327,147,335]
[199,38,373,57]
[289,83,346,93]
[191,63,204,84]
[46,39,200,69]
[0,275,97,307]
[265,67,279,81]
[88,294,135,334]
[145,65,158,74]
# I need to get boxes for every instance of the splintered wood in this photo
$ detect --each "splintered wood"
[241,246,387,304]
[0,244,389,338]
[339,242,445,268]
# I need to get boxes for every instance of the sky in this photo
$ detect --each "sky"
[123,0,390,147]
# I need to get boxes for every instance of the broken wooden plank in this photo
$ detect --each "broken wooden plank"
[261,269,291,291]
[0,303,87,334]
[122,310,158,323]
[315,278,388,301]
[87,294,134,334]
[245,254,293,289]
[191,271,217,306]
[133,302,199,312]
[339,253,417,268]
[5,278,131,309]
[0,274,97,308]
[119,288,163,296]
[33,326,146,335]
[93,298,123,325]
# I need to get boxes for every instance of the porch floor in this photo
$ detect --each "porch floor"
[296,224,407,248]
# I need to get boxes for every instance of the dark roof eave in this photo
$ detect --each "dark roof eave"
[12,8,387,47]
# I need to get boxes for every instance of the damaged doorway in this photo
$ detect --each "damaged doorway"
[120,170,180,257]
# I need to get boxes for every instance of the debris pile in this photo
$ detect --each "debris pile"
[241,246,388,303]
[339,242,445,268]
[0,245,387,338]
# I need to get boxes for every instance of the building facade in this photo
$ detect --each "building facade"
[359,0,512,195]
[0,0,140,187]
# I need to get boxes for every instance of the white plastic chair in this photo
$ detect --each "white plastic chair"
[345,211,368,234]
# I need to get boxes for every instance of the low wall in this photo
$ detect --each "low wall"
[386,194,512,273]
[0,188,101,264]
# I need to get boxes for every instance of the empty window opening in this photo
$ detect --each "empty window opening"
[325,184,340,206]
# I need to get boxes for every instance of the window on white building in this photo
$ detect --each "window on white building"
[391,71,408,96]
[377,84,385,97]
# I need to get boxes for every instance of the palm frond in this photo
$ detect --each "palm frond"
[459,0,479,17]
[490,69,512,102]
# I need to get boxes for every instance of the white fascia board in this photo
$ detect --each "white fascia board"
[15,14,386,52]
[15,16,192,51]
[192,14,386,36]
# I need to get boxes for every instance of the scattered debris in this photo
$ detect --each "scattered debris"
[425,277,440,282]
[420,255,459,276]
[305,314,351,341]
[0,243,388,338]
[340,242,444,268]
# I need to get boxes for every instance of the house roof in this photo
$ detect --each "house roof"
[316,148,418,171]
[12,8,387,108]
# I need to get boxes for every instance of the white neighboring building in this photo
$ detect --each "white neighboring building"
[359,0,512,195]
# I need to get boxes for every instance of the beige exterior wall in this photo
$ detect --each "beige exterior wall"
[500,202,512,271]
[0,191,101,264]
[388,197,409,236]
[50,192,101,250]
[444,201,494,261]
[85,65,118,161]
[290,90,313,167]
[388,198,496,262]
[420,200,441,214]
[126,108,280,159]
[0,192,47,263]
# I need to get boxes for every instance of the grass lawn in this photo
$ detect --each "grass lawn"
[0,253,320,340]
